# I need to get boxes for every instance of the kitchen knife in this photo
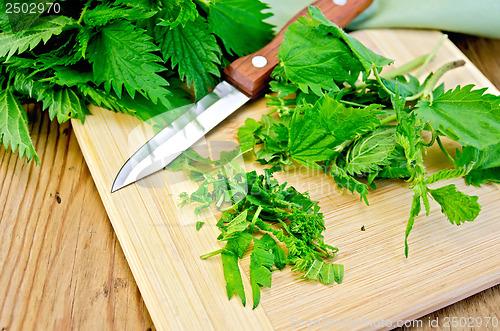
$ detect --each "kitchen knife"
[111,0,373,193]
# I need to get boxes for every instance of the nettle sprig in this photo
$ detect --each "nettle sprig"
[237,7,500,256]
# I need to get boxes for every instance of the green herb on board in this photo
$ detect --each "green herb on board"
[238,7,499,256]
[171,151,343,309]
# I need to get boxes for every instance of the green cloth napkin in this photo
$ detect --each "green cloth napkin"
[264,0,500,39]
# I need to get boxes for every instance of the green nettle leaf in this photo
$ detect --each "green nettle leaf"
[288,105,337,168]
[207,0,273,56]
[0,16,76,60]
[75,26,93,59]
[37,87,87,123]
[54,67,93,87]
[10,71,40,98]
[472,143,500,170]
[195,221,204,231]
[0,8,10,31]
[306,6,393,72]
[269,80,298,98]
[425,169,467,184]
[302,260,344,285]
[114,0,157,10]
[278,21,361,95]
[317,96,381,143]
[159,0,198,28]
[329,163,370,205]
[465,168,500,186]
[250,237,275,309]
[259,234,286,270]
[7,51,79,75]
[393,94,421,164]
[415,85,500,149]
[222,210,250,238]
[226,232,253,259]
[123,94,193,129]
[373,145,412,181]
[87,21,172,106]
[382,75,422,97]
[78,84,136,115]
[252,115,291,166]
[404,194,421,257]
[0,90,39,163]
[156,16,221,98]
[430,184,481,225]
[83,3,156,26]
[80,81,191,125]
[454,144,500,187]
[221,250,246,306]
[11,71,88,125]
[345,126,398,175]
[237,118,262,153]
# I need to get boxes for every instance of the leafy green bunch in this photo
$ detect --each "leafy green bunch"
[238,7,500,255]
[0,0,274,163]
[168,150,343,309]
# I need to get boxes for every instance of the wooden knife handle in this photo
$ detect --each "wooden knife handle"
[223,0,373,98]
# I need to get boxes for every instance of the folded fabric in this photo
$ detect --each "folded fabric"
[346,0,500,39]
[264,0,500,39]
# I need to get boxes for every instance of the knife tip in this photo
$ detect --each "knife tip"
[111,176,127,193]
[110,182,120,193]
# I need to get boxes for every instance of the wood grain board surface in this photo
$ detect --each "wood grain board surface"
[66,29,500,330]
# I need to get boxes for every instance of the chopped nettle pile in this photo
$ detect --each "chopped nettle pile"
[167,149,343,309]
[0,0,274,163]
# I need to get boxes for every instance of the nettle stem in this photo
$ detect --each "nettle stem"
[374,34,448,81]
[37,77,55,83]
[358,35,449,99]
[355,54,429,91]
[379,114,397,126]
[77,0,92,25]
[374,69,394,97]
[420,60,466,101]
[436,135,454,163]
[339,99,367,108]
[415,34,448,77]
[249,205,263,234]
[200,248,224,260]
[382,54,428,80]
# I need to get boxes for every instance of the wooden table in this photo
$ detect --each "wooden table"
[0,33,499,331]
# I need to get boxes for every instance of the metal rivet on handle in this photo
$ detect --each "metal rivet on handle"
[333,0,347,5]
[252,56,267,68]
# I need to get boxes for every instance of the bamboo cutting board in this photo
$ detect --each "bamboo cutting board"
[71,29,500,330]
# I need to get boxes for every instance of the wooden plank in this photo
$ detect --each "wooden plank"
[0,106,154,330]
[71,29,500,330]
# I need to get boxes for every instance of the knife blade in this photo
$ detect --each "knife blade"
[112,0,373,192]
